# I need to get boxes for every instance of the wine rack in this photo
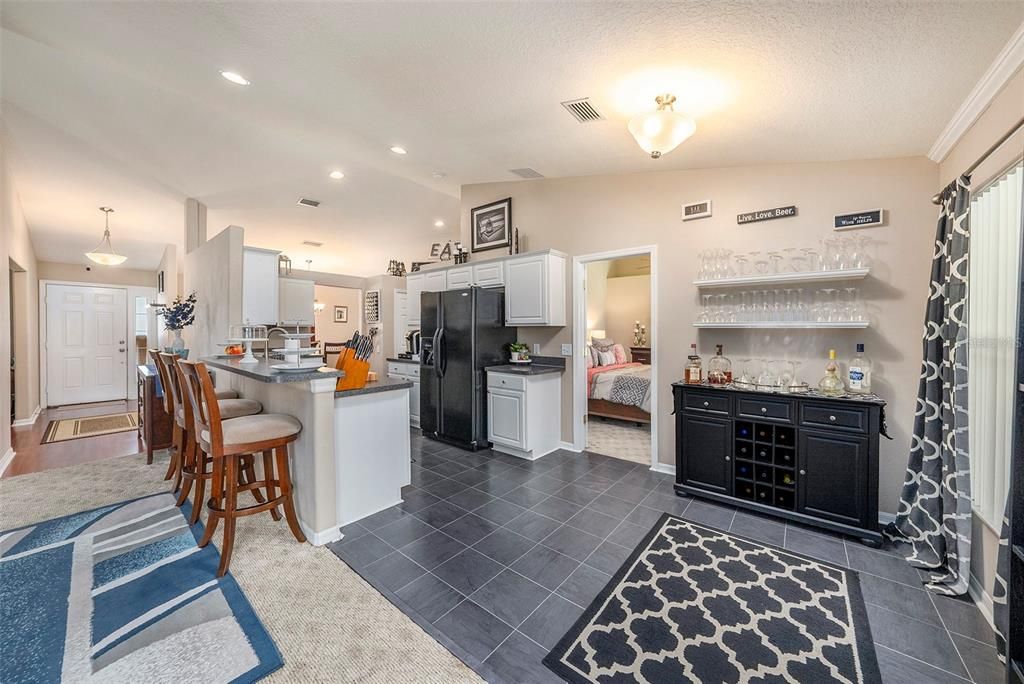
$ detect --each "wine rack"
[733,421,797,511]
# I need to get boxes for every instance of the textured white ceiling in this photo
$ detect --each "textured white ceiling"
[2,1,1022,273]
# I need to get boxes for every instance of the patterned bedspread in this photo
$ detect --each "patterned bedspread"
[589,363,651,413]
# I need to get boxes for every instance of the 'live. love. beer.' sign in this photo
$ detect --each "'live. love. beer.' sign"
[737,205,797,225]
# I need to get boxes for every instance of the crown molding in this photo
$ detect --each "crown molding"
[928,21,1024,164]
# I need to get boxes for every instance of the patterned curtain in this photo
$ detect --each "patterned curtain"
[993,503,1008,660]
[887,175,972,595]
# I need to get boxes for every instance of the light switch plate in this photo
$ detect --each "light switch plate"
[561,343,572,356]
[532,343,540,354]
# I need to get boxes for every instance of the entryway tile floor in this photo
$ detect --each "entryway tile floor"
[329,430,1001,684]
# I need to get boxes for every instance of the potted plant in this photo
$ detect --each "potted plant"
[160,292,197,357]
[508,342,530,363]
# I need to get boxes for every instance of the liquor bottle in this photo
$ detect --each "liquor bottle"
[684,343,703,384]
[708,344,733,385]
[818,349,845,396]
[848,343,872,394]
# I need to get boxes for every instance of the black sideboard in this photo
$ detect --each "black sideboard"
[673,383,886,546]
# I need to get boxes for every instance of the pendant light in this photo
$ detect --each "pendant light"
[85,207,127,265]
[627,94,696,159]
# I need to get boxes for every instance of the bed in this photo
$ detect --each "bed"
[587,362,652,424]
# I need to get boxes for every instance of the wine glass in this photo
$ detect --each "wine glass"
[737,359,753,387]
[802,248,820,272]
[698,294,712,323]
[854,236,873,269]
[782,247,798,272]
[734,254,749,276]
[768,252,783,274]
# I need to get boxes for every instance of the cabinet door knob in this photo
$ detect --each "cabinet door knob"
[829,415,837,422]
[703,401,709,407]
[724,456,731,461]
[760,407,767,414]
[799,469,806,475]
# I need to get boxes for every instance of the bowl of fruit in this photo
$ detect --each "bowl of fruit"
[224,344,244,356]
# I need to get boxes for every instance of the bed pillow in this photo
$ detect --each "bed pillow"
[586,344,599,367]
[597,349,616,366]
[591,337,615,351]
[612,343,627,365]
[585,346,594,368]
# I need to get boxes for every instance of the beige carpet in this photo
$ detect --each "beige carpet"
[586,417,651,465]
[0,451,481,683]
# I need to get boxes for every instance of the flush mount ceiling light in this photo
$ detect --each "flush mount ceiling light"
[627,94,696,159]
[329,170,345,180]
[219,70,251,86]
[389,145,408,155]
[85,207,127,265]
[434,219,445,228]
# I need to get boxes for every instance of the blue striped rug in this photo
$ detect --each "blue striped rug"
[0,492,283,683]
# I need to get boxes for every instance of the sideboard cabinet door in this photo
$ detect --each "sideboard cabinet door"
[679,413,732,495]
[797,429,869,527]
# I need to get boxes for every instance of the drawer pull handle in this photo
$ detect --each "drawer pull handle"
[829,415,837,422]
[799,469,806,475]
[760,407,767,414]
[703,401,710,407]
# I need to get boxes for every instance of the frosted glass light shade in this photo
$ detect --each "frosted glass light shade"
[85,232,127,265]
[628,109,696,159]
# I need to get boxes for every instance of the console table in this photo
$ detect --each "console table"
[137,364,173,464]
[673,383,885,546]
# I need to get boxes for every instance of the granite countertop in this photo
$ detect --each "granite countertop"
[336,377,413,398]
[201,356,344,384]
[386,357,419,364]
[671,381,886,406]
[485,364,565,376]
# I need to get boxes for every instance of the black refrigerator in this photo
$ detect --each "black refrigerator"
[420,287,517,450]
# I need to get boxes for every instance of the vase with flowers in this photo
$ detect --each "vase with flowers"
[160,292,197,357]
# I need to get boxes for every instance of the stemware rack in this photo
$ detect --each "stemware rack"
[694,321,869,329]
[694,267,870,289]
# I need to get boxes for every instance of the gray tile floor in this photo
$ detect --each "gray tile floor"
[329,431,1002,684]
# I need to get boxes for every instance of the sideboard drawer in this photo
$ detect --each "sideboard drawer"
[801,403,869,433]
[683,391,730,415]
[736,396,793,423]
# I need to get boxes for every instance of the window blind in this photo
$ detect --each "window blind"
[968,161,1023,529]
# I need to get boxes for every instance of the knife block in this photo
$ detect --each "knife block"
[334,348,370,391]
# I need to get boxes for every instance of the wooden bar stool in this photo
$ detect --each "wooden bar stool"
[178,359,305,577]
[157,353,260,523]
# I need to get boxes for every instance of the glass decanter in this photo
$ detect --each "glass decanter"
[817,349,846,396]
[708,344,733,385]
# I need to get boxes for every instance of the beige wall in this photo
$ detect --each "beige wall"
[38,261,157,288]
[605,274,651,351]
[314,285,362,343]
[939,66,1024,601]
[584,261,609,337]
[1,139,40,462]
[462,156,939,515]
[184,227,243,358]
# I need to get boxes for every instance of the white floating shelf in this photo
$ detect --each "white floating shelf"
[693,321,870,329]
[694,268,870,288]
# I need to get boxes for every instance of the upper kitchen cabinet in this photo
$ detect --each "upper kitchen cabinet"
[504,252,566,326]
[242,247,280,325]
[445,266,473,290]
[422,270,447,293]
[278,277,315,325]
[472,262,504,288]
[406,274,424,326]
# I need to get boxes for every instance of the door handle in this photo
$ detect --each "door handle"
[118,348,126,353]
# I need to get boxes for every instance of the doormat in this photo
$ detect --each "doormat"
[41,412,138,444]
[544,513,881,683]
[0,492,283,682]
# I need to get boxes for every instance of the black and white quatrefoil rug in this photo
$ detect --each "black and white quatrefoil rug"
[543,514,881,683]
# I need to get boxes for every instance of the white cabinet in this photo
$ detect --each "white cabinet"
[486,371,561,460]
[406,274,424,326]
[278,277,315,325]
[242,247,280,324]
[504,253,566,326]
[473,262,505,288]
[446,266,473,290]
[422,270,447,293]
[387,361,421,428]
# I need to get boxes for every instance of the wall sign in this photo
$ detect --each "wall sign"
[682,200,712,221]
[737,205,797,224]
[834,209,884,230]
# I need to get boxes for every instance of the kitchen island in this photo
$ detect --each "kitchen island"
[201,356,412,545]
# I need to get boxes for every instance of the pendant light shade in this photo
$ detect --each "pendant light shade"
[628,94,696,159]
[85,207,127,265]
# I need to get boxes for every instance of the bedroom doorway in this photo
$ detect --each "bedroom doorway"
[572,246,657,468]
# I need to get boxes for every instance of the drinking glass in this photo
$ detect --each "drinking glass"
[779,361,795,392]
[782,247,798,272]
[697,250,710,280]
[821,239,838,271]
[854,236,873,269]
[734,254,749,276]
[845,287,865,322]
[761,289,772,321]
[698,294,712,323]
[737,359,753,387]
[751,290,763,322]
[788,361,807,392]
[768,252,783,274]
[772,289,784,321]
[794,288,807,321]
[721,249,735,278]
[801,248,820,272]
[739,290,751,322]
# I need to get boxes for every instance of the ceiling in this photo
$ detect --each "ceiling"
[608,255,651,278]
[2,2,1021,274]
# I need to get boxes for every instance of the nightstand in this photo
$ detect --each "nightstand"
[630,346,651,364]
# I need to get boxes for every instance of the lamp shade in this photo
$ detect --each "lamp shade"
[628,94,696,159]
[85,207,127,265]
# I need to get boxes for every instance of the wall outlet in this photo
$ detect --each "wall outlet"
[532,343,540,355]
[561,343,572,356]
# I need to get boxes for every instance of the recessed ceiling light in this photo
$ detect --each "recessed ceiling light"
[432,172,446,179]
[329,170,345,180]
[219,71,251,86]
[389,146,407,155]
[434,219,445,228]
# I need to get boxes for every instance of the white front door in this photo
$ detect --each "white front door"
[46,284,128,405]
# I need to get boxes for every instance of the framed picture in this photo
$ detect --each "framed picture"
[471,197,512,252]
[333,306,348,323]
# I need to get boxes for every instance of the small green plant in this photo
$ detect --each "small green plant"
[508,342,530,361]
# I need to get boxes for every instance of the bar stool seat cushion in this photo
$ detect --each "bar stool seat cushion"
[178,398,263,424]
[202,414,301,446]
[215,389,239,399]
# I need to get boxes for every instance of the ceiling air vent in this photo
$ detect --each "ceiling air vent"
[509,168,545,179]
[297,198,320,208]
[302,240,323,247]
[561,98,604,123]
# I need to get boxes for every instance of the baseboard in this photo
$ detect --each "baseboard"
[299,521,343,547]
[968,572,996,628]
[559,441,582,453]
[0,448,15,478]
[878,511,896,527]
[650,463,676,476]
[11,405,41,428]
